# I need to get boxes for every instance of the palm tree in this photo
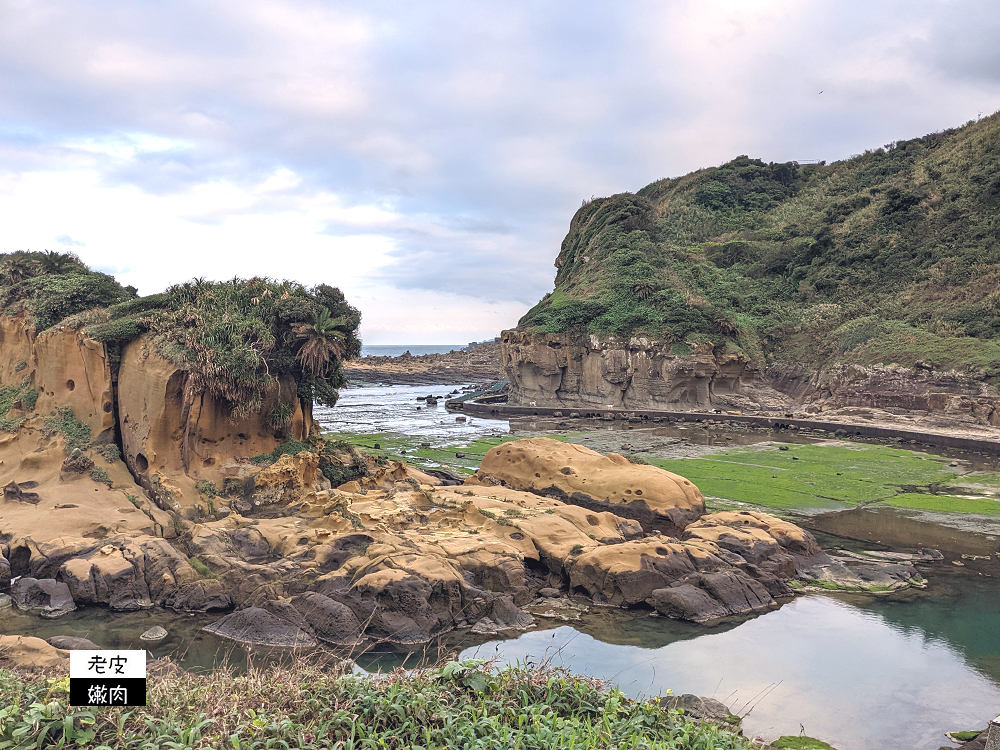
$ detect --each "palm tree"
[292,308,353,377]
[0,253,37,285]
[37,250,83,275]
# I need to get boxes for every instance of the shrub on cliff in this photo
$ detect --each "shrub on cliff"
[520,112,1000,377]
[0,251,136,330]
[80,278,360,417]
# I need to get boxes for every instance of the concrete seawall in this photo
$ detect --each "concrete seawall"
[448,400,1000,455]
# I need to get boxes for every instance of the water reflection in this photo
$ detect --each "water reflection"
[460,595,1000,750]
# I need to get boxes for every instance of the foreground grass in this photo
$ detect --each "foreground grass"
[650,443,1000,514]
[0,659,750,750]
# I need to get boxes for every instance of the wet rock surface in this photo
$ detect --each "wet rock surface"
[11,577,76,618]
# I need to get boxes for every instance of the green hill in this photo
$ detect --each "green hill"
[518,113,1000,380]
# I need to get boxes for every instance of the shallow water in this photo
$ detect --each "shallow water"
[314,382,510,443]
[458,593,1000,750]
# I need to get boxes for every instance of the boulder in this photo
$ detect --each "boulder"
[11,577,77,618]
[59,547,153,610]
[252,452,320,509]
[682,510,822,560]
[467,437,705,534]
[140,626,168,642]
[291,592,362,645]
[0,555,9,592]
[569,538,730,606]
[0,593,11,610]
[659,694,739,728]
[46,636,100,650]
[0,635,70,670]
[60,449,94,475]
[649,570,775,622]
[204,607,317,648]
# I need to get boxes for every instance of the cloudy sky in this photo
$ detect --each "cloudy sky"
[2,1,999,344]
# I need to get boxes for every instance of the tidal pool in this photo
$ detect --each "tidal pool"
[5,551,997,750]
[458,593,1000,750]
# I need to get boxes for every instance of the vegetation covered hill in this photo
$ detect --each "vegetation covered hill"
[519,112,1000,377]
[0,251,361,415]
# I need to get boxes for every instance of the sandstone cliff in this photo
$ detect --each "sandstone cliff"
[501,329,1000,425]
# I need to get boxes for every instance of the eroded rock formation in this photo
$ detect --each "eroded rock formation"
[466,437,704,534]
[0,307,925,648]
[500,329,1000,425]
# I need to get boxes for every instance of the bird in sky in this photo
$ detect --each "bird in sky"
[819,90,823,94]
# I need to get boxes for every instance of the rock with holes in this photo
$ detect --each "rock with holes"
[465,437,704,534]
[251,452,320,508]
[11,577,77,618]
[60,449,94,475]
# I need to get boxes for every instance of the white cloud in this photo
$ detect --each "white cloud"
[1,0,999,342]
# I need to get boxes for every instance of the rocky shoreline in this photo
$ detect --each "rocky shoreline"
[343,341,503,385]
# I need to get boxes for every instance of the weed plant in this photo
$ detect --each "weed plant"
[0,658,751,749]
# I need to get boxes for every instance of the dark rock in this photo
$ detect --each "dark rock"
[3,481,41,504]
[203,607,317,648]
[920,548,945,560]
[0,556,9,592]
[11,577,77,618]
[291,592,362,645]
[659,694,739,727]
[46,636,100,650]
[169,580,232,612]
[60,449,95,475]
[649,585,727,623]
[648,570,774,623]
[538,587,561,598]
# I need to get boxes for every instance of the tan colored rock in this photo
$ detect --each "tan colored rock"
[116,336,313,507]
[0,316,116,440]
[682,510,822,559]
[466,437,704,534]
[0,635,69,670]
[568,538,730,606]
[501,330,751,411]
[251,452,319,508]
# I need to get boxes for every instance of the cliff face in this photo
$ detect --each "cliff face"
[501,329,1000,424]
[0,315,300,511]
[117,337,311,508]
[0,317,115,440]
[501,330,753,411]
[510,113,1000,422]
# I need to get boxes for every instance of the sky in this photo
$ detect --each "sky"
[2,1,999,344]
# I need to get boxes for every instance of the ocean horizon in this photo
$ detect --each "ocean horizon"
[360,344,468,358]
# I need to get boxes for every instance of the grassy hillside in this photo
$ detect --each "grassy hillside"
[0,251,361,416]
[519,113,1000,377]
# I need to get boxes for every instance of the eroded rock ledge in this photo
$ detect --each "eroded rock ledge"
[3,432,925,649]
[501,329,999,427]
